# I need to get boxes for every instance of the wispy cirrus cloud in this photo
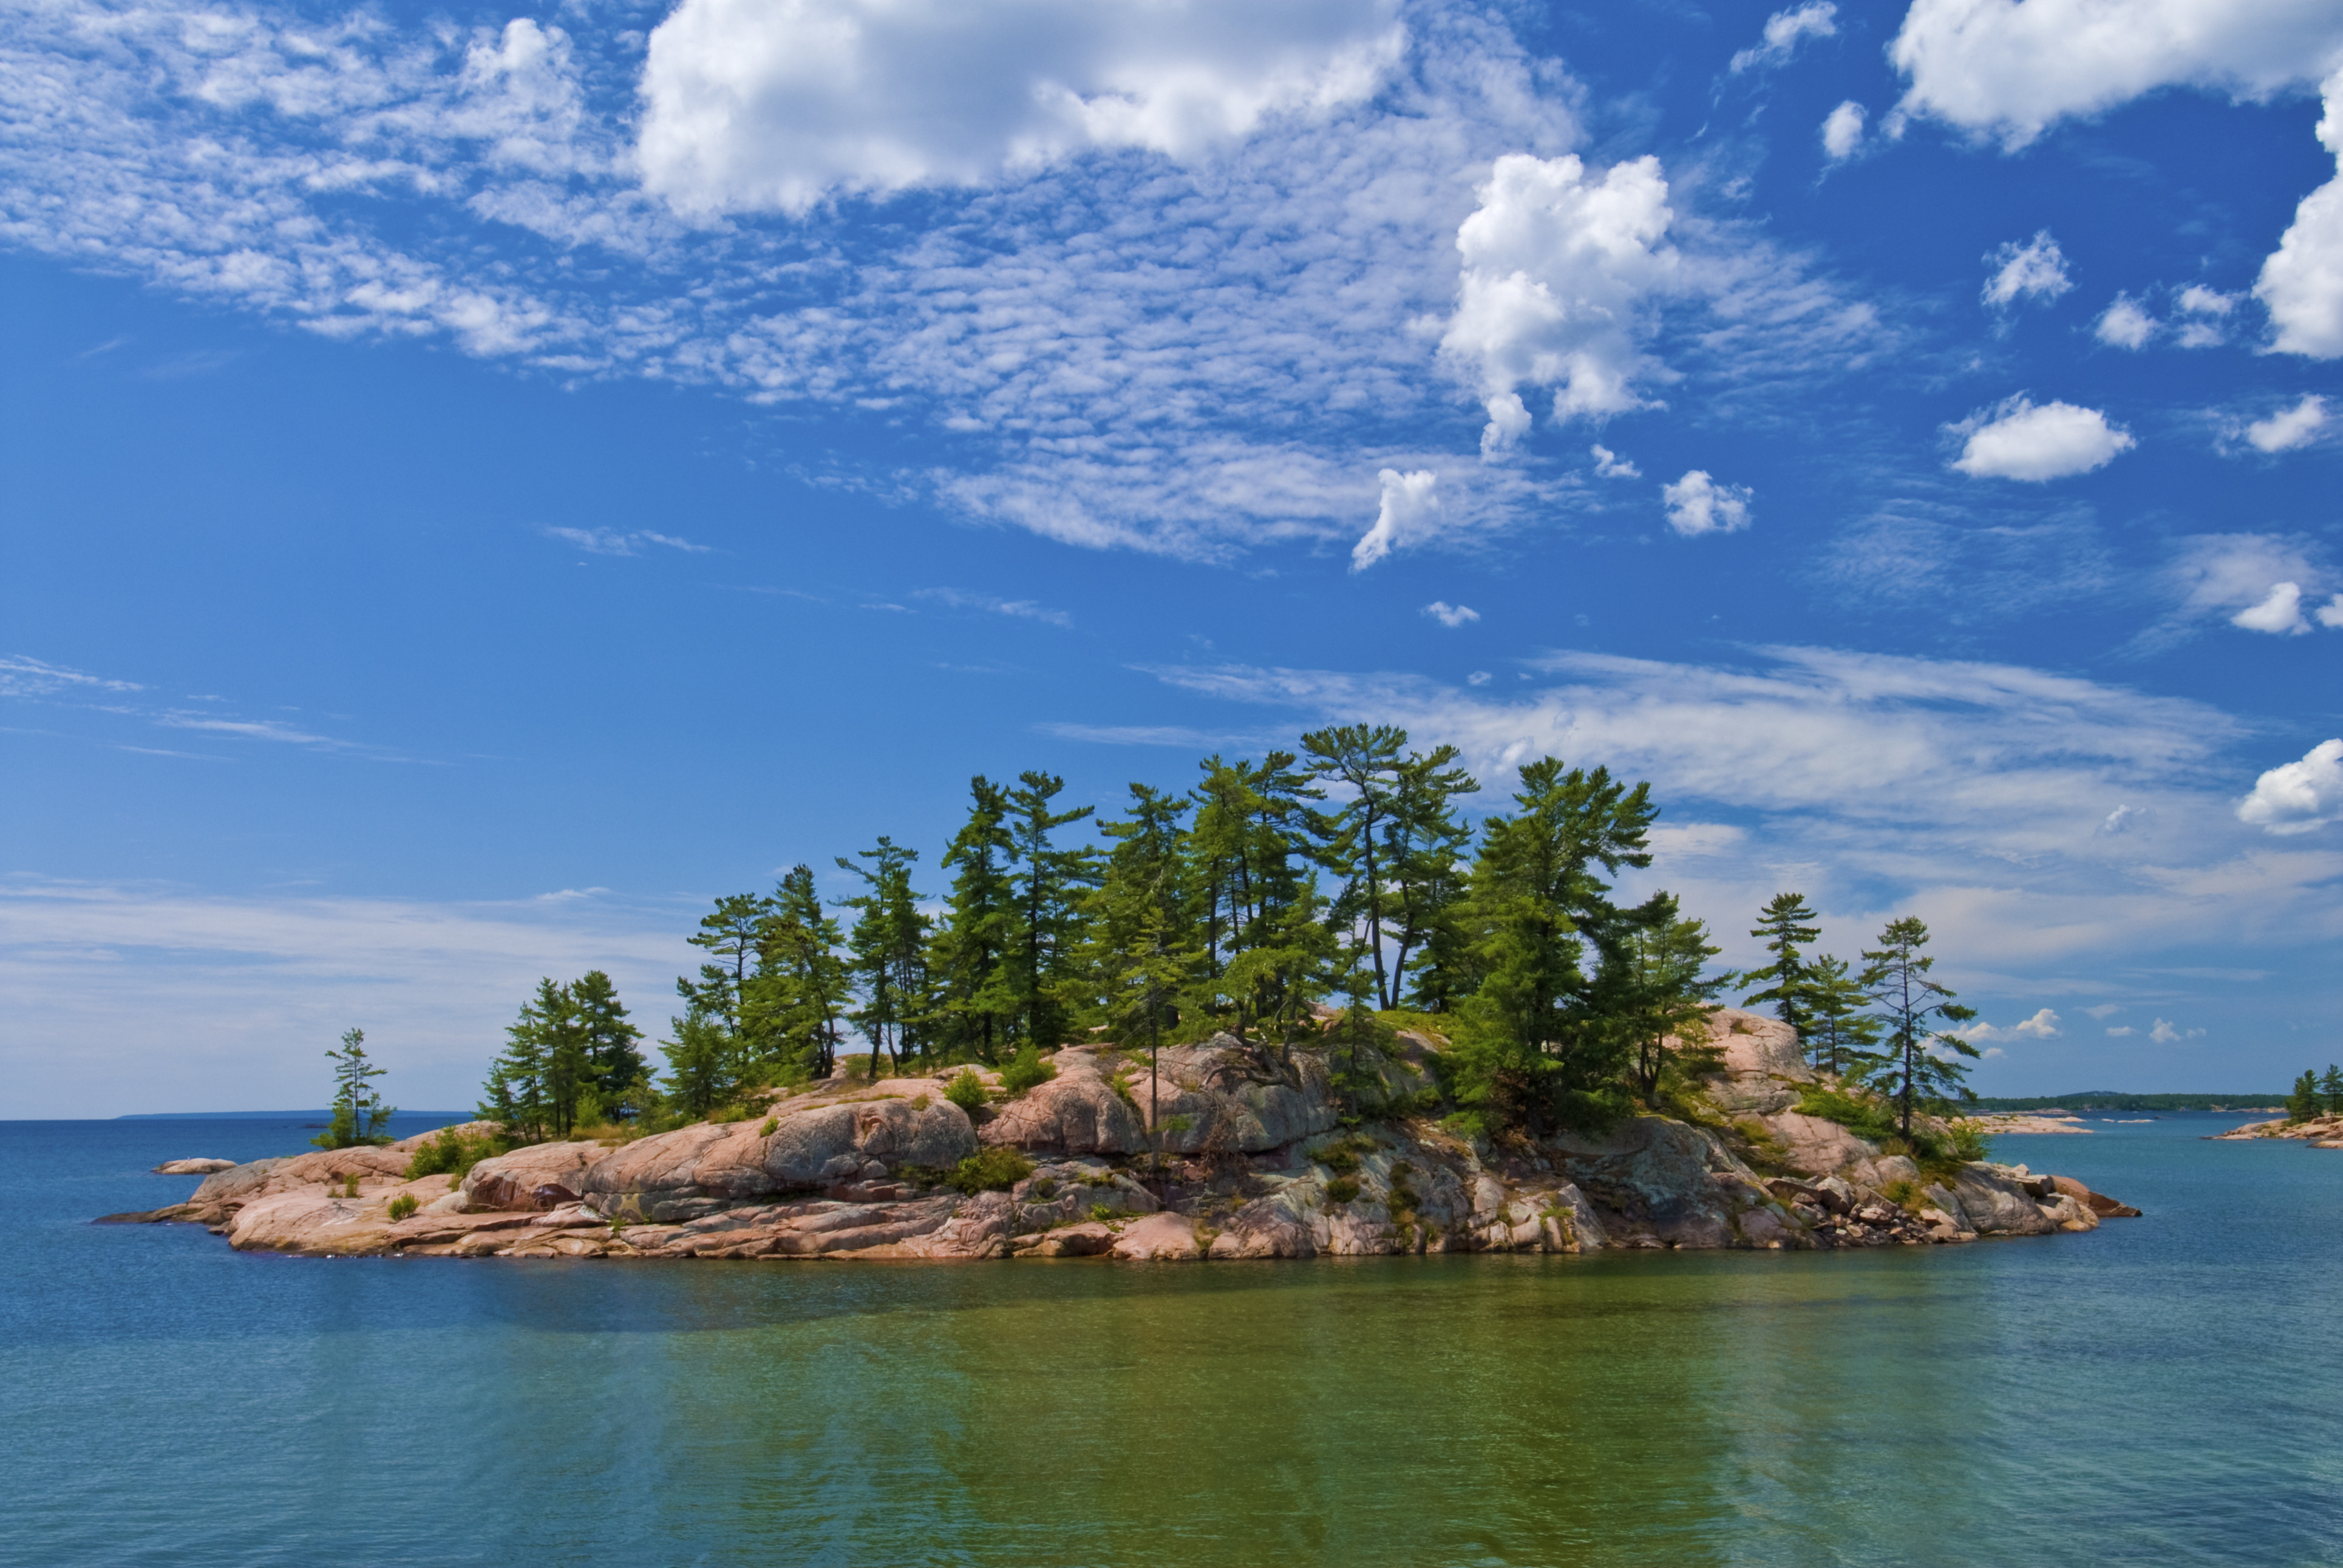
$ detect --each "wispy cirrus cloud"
[544,526,711,557]
[915,588,1074,628]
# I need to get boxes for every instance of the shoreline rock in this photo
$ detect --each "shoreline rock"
[2212,1112,2343,1148]
[107,1012,2140,1262]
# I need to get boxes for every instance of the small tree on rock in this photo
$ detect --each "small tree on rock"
[2287,1069,2325,1124]
[315,1028,395,1149]
[1860,917,1978,1138]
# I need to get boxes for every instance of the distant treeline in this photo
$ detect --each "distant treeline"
[1969,1093,2285,1112]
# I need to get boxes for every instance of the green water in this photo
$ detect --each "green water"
[7,1116,2339,1566]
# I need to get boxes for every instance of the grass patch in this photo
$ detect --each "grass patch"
[944,1145,1034,1195]
[1795,1086,1900,1144]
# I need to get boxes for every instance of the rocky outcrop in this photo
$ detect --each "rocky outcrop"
[153,1158,237,1175]
[111,1008,2135,1263]
[2215,1112,2343,1148]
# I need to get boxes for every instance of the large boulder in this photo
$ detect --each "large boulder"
[1555,1117,1747,1248]
[154,1158,237,1175]
[981,1037,1342,1157]
[581,1092,977,1223]
[1699,1008,1814,1116]
[462,1141,606,1212]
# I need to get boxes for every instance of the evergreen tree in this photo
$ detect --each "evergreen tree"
[1302,724,1408,1008]
[1003,770,1100,1050]
[929,776,1020,1062]
[1386,745,1478,1011]
[759,864,851,1081]
[837,837,928,1078]
[2287,1068,2324,1122]
[1743,892,1822,1040]
[569,969,647,1121]
[659,1006,735,1119]
[1860,917,1979,1136]
[1446,759,1655,1134]
[1801,954,1883,1079]
[2320,1063,2343,1115]
[1612,900,1730,1105]
[314,1027,395,1149]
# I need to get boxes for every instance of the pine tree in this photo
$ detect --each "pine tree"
[929,776,1020,1063]
[659,1006,735,1119]
[1612,900,1730,1105]
[1446,759,1654,1134]
[1801,953,1883,1079]
[314,1027,395,1149]
[837,837,928,1078]
[569,969,647,1121]
[1385,745,1478,1011]
[2287,1068,2324,1122]
[1743,892,1822,1040]
[681,893,770,1042]
[1003,770,1100,1051]
[1302,724,1408,1008]
[760,864,851,1081]
[2320,1063,2343,1116]
[1860,917,1979,1136]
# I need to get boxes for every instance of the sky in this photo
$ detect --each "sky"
[2,0,2341,1116]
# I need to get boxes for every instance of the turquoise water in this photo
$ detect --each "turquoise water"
[5,1115,2338,1567]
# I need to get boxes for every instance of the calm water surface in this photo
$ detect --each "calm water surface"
[4,1113,2338,1567]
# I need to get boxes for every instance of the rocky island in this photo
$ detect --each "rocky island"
[2214,1112,2343,1147]
[115,1009,2135,1261]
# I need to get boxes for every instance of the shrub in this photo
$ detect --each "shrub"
[944,1070,989,1115]
[1030,1176,1058,1200]
[1795,1086,1900,1145]
[759,1116,778,1137]
[999,1045,1058,1096]
[406,1125,506,1181]
[945,1146,1034,1194]
[386,1193,419,1221]
[1088,1203,1115,1223]
[1325,1175,1361,1204]
[1882,1178,1922,1211]
[1944,1118,1991,1162]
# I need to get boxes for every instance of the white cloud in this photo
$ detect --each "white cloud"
[1423,601,1481,627]
[1440,152,1680,451]
[1480,392,1532,457]
[1730,2,1838,74]
[2322,594,2343,628]
[2106,1024,2135,1036]
[0,656,142,699]
[2257,70,2343,357]
[2098,804,2143,835]
[1352,469,1444,570]
[914,588,1073,627]
[1467,670,1492,685]
[2147,1017,2205,1044]
[2246,394,2330,451]
[2237,738,2343,834]
[545,526,710,556]
[1982,231,2072,310]
[2084,1003,2123,1019]
[635,0,1406,215]
[2095,295,2157,348]
[1591,443,1640,478]
[0,877,695,1117]
[1821,100,1868,160]
[1661,470,1752,536]
[1949,395,2134,480]
[2232,581,2310,634]
[2167,533,2328,631]
[1965,1006,2062,1040]
[1889,0,2343,148]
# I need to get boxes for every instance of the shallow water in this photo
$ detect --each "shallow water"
[4,1114,2338,1567]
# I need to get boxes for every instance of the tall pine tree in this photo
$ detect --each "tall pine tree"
[1861,917,1979,1136]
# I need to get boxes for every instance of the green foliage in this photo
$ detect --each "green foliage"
[758,1116,778,1137]
[945,1145,1033,1194]
[1087,1202,1115,1223]
[1742,892,1821,1038]
[1324,1175,1362,1204]
[1882,1178,1922,1210]
[404,1125,508,1180]
[2287,1069,2325,1122]
[481,972,647,1142]
[1966,1091,2286,1112]
[943,1069,989,1115]
[386,1193,419,1221]
[1860,917,1979,1136]
[1796,1085,1900,1144]
[313,1028,395,1149]
[1943,1118,1991,1163]
[836,836,931,1078]
[2324,1064,2343,1115]
[998,1043,1058,1096]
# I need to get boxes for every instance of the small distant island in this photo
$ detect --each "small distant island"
[118,731,2140,1259]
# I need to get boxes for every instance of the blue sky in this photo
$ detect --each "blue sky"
[4,0,2341,1115]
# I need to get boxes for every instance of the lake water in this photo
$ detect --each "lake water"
[4,1113,2338,1567]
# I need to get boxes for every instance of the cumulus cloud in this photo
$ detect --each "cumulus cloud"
[1352,469,1443,570]
[2237,738,2343,833]
[2095,295,2157,348]
[2147,1018,2203,1044]
[1889,0,2343,147]
[1730,2,1838,74]
[1661,470,1752,535]
[2231,582,2310,633]
[1965,1007,2062,1040]
[1821,100,1868,160]
[2257,70,2343,357]
[1982,231,2072,311]
[2174,283,2240,347]
[2246,394,2330,451]
[1591,443,1640,478]
[1949,396,2134,480]
[1423,601,1481,627]
[1440,152,1680,452]
[635,0,1406,214]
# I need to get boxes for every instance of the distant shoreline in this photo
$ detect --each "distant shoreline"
[112,1111,472,1122]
